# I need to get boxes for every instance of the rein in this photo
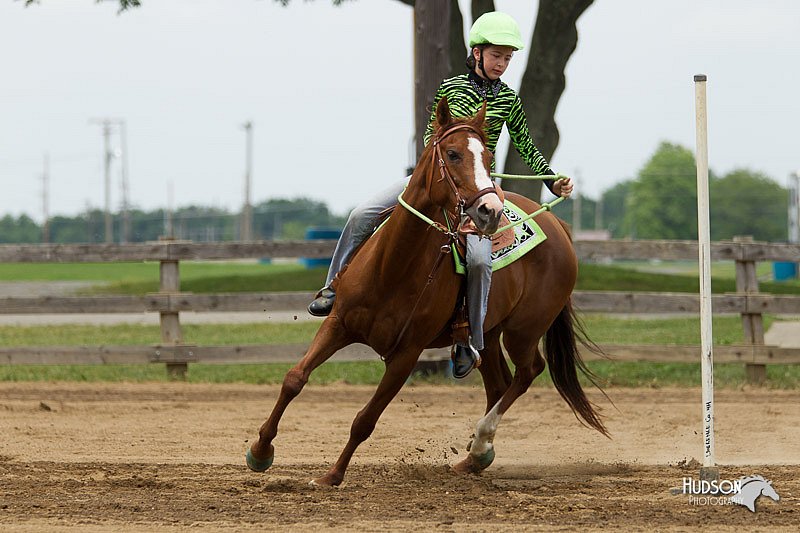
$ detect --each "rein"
[399,122,569,237]
[398,175,568,238]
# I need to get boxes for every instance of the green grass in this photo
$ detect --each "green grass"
[93,266,327,294]
[1,315,798,388]
[577,263,800,295]
[0,315,765,348]
[1,360,797,389]
[0,261,327,294]
[0,361,387,385]
[2,260,798,388]
[6,260,799,295]
[0,322,322,347]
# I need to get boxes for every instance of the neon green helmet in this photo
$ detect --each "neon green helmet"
[468,11,525,51]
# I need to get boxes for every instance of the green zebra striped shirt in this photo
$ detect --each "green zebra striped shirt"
[424,71,554,191]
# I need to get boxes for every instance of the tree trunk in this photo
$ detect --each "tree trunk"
[501,0,593,200]
[414,1,451,160]
[448,0,465,78]
[471,0,495,22]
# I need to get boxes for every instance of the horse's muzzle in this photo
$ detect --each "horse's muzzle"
[466,195,503,236]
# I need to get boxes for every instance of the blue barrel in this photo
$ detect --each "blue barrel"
[773,262,798,281]
[302,227,342,269]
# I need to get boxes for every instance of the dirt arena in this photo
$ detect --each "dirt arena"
[1,381,798,532]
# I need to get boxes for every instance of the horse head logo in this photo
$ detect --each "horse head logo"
[730,475,780,513]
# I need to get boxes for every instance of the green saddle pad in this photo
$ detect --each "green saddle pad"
[452,199,547,275]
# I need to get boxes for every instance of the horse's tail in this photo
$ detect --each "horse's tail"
[544,297,609,437]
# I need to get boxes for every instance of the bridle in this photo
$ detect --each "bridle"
[431,123,501,219]
[384,122,500,361]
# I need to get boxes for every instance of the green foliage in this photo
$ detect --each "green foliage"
[605,142,789,241]
[0,214,40,243]
[23,0,141,12]
[549,194,598,231]
[92,265,328,294]
[600,180,632,238]
[253,198,347,241]
[624,142,698,239]
[711,168,787,241]
[3,197,346,244]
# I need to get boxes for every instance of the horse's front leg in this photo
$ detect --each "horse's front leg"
[310,347,420,487]
[247,317,351,472]
[452,335,545,475]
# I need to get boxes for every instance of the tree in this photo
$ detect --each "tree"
[500,0,594,200]
[600,179,632,238]
[624,142,698,239]
[23,0,141,12]
[277,0,592,196]
[711,169,787,241]
[38,0,591,201]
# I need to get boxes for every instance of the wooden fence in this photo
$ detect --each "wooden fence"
[1,237,799,383]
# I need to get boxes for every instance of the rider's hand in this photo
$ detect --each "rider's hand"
[553,177,573,198]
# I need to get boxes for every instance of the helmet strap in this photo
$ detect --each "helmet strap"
[477,48,491,83]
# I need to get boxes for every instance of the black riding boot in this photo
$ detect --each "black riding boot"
[451,341,481,379]
[308,288,336,317]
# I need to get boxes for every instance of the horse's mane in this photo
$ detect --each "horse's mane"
[740,475,768,485]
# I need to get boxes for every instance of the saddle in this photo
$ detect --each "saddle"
[453,212,515,258]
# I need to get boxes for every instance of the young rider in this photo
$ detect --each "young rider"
[308,11,573,378]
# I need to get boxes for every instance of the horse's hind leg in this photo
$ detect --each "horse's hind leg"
[311,349,420,487]
[247,317,350,472]
[452,330,545,475]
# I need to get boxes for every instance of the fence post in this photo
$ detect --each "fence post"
[733,235,766,384]
[159,238,187,381]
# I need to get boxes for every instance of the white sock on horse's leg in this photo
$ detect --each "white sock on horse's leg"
[470,400,502,456]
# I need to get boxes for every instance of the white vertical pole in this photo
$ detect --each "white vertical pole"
[694,74,718,482]
[789,171,799,245]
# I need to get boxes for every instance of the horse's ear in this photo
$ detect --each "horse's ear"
[471,101,487,131]
[436,97,452,130]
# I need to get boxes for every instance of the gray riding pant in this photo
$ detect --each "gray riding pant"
[324,177,492,350]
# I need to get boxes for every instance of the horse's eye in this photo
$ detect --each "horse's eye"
[446,149,461,162]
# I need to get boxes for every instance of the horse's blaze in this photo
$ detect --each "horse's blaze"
[465,136,503,233]
[466,137,493,191]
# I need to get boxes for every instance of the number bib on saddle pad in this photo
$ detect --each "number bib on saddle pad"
[453,199,547,275]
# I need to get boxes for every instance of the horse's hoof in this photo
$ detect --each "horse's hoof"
[310,474,342,487]
[451,447,495,474]
[246,447,274,472]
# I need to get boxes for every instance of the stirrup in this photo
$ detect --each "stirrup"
[451,343,481,379]
[308,288,335,317]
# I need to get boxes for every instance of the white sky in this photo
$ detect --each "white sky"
[1,0,799,221]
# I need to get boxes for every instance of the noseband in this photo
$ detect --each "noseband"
[431,124,500,214]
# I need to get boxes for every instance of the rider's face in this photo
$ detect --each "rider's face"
[473,45,514,80]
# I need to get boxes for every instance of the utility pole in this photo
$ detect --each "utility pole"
[572,170,582,233]
[41,152,50,244]
[241,121,254,241]
[90,118,120,243]
[789,171,800,244]
[119,120,131,243]
[165,181,174,238]
[594,194,603,230]
[102,122,113,243]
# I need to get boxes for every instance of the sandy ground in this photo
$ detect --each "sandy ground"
[0,382,798,532]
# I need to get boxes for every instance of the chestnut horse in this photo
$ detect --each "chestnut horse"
[247,97,607,486]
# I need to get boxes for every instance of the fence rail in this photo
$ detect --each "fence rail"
[3,239,800,263]
[4,291,800,315]
[1,238,797,383]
